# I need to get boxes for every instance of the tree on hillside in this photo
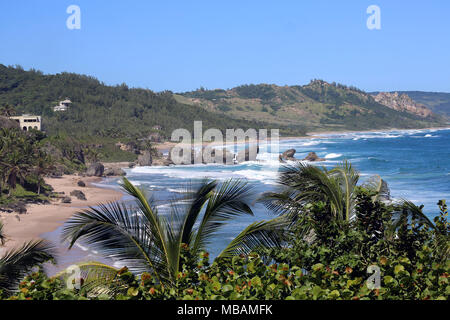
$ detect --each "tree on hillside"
[0,104,16,117]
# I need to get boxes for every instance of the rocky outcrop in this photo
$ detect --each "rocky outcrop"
[70,190,87,201]
[0,202,27,214]
[279,149,297,162]
[303,152,325,162]
[137,151,153,166]
[372,92,433,118]
[151,157,173,166]
[86,162,104,177]
[104,168,127,176]
[77,180,86,187]
[61,196,72,204]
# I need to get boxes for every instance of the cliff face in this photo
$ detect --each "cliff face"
[372,92,433,118]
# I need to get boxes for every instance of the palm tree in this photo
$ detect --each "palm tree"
[0,129,34,196]
[261,160,360,223]
[85,147,100,164]
[61,178,288,286]
[32,151,55,195]
[1,149,32,196]
[0,240,55,294]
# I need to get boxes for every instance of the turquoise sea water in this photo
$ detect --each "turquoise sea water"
[96,127,450,259]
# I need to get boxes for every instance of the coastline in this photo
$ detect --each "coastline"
[1,125,448,264]
[0,175,124,256]
[154,126,450,151]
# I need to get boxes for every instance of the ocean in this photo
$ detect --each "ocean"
[96,127,450,259]
[42,127,450,271]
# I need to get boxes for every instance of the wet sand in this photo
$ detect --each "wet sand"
[0,175,124,270]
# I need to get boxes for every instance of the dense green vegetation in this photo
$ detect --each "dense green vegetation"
[0,128,54,206]
[180,80,447,132]
[0,162,448,300]
[0,64,305,144]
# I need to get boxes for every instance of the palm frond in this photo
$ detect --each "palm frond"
[192,179,254,253]
[0,240,56,292]
[61,201,167,282]
[259,189,304,217]
[180,179,217,245]
[217,217,291,259]
[54,262,122,298]
[120,177,173,279]
[362,174,390,202]
[391,200,435,231]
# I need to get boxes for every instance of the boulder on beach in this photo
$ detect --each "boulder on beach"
[70,190,87,201]
[86,162,104,177]
[279,149,297,162]
[77,180,86,187]
[151,157,173,166]
[61,196,72,204]
[1,202,27,214]
[303,152,325,162]
[137,151,153,166]
[104,168,127,176]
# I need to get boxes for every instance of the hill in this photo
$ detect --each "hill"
[178,80,446,133]
[0,65,303,142]
[371,92,433,118]
[396,91,450,117]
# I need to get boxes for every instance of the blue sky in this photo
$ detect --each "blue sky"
[0,0,449,92]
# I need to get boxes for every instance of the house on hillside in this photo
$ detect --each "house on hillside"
[53,99,72,112]
[10,115,42,131]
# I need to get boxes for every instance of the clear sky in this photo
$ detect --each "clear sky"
[0,0,449,93]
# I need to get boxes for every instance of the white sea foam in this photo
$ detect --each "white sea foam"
[302,141,320,146]
[167,188,185,193]
[325,153,342,159]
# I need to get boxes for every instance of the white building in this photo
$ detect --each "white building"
[53,99,72,112]
[10,115,42,131]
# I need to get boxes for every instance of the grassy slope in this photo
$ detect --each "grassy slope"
[179,81,446,133]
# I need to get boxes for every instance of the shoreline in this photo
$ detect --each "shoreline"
[0,175,124,255]
[154,126,450,152]
[1,125,448,266]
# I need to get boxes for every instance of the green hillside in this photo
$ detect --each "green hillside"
[178,81,446,133]
[0,65,304,141]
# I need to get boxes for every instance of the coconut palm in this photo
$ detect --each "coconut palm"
[61,178,288,286]
[261,160,360,223]
[0,129,34,196]
[0,240,56,294]
[32,151,55,195]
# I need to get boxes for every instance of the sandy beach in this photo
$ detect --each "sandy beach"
[0,175,124,256]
